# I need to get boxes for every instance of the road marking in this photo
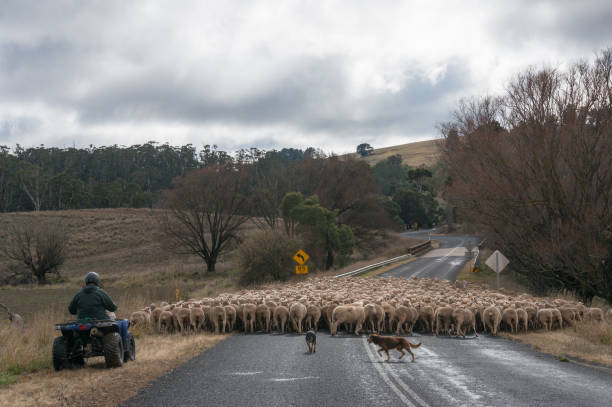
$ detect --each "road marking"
[362,337,430,407]
[226,371,263,376]
[269,376,319,382]
[381,359,431,407]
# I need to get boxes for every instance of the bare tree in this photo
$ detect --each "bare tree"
[1,218,69,284]
[440,47,612,304]
[160,164,250,272]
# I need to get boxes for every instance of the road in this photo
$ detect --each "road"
[123,231,612,407]
[381,229,480,281]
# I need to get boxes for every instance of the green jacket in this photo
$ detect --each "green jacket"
[68,284,117,321]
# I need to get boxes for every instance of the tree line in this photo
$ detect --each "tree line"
[440,47,612,304]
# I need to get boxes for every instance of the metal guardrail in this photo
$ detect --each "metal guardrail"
[334,241,431,278]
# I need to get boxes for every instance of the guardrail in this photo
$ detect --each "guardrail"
[334,241,431,278]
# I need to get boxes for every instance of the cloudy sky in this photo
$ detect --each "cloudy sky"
[0,1,610,154]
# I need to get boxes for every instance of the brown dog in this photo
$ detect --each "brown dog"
[367,334,421,362]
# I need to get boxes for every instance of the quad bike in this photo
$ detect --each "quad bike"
[52,319,135,370]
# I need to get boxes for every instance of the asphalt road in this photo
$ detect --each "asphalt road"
[123,232,612,407]
[381,229,480,282]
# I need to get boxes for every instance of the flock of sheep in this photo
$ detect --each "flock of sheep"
[130,276,612,337]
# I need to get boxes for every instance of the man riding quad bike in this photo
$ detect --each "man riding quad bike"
[53,272,135,370]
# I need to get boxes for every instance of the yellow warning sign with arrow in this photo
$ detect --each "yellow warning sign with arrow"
[293,249,309,265]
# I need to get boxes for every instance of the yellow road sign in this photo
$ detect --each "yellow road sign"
[293,249,309,265]
[296,265,309,274]
[472,266,479,273]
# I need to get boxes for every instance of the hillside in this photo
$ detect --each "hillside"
[349,139,441,167]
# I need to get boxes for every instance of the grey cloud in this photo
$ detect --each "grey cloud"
[0,116,42,140]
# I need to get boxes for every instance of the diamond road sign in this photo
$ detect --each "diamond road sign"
[485,250,509,274]
[293,249,309,265]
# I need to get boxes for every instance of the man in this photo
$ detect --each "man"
[69,272,117,321]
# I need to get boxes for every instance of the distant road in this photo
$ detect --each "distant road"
[123,229,612,407]
[381,229,479,281]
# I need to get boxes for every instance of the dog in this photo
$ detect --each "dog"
[367,334,421,362]
[305,330,316,353]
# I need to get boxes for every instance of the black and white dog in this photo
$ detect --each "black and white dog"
[305,330,317,353]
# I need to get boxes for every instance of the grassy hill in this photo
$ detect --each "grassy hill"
[348,139,441,167]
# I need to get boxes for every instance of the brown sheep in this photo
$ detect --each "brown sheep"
[396,305,419,336]
[289,302,308,334]
[158,310,174,334]
[452,308,477,337]
[559,307,577,329]
[417,304,435,333]
[537,309,553,331]
[224,305,237,332]
[330,305,365,336]
[256,304,271,333]
[435,306,453,336]
[130,310,150,328]
[551,308,563,329]
[516,308,529,333]
[240,303,256,333]
[151,307,164,327]
[482,306,502,336]
[209,305,227,334]
[273,305,290,334]
[382,303,396,333]
[190,306,205,332]
[501,308,518,333]
[364,304,384,333]
[305,304,321,332]
[174,307,192,334]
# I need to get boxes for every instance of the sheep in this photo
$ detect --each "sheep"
[289,302,308,334]
[551,308,563,329]
[537,309,553,331]
[452,308,477,337]
[256,304,271,333]
[273,305,290,334]
[364,304,383,333]
[224,305,237,332]
[501,308,518,334]
[190,306,206,332]
[209,305,227,334]
[242,303,257,333]
[435,306,453,336]
[417,304,435,333]
[174,307,192,334]
[158,310,174,334]
[482,306,502,336]
[330,305,365,336]
[516,308,529,333]
[305,304,321,332]
[130,310,150,328]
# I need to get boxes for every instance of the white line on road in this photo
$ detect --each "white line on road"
[269,376,320,382]
[362,337,430,407]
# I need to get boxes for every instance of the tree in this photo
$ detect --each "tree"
[283,194,355,269]
[356,143,374,157]
[1,218,69,284]
[160,164,250,272]
[440,47,612,304]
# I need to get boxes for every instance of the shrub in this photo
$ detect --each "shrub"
[238,230,303,285]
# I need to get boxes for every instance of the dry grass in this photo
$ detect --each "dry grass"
[347,139,441,167]
[0,287,228,406]
[0,333,227,407]
[506,321,612,367]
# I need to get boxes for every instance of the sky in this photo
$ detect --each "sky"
[0,1,611,154]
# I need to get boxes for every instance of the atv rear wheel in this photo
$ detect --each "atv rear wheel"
[52,336,71,371]
[103,333,124,368]
[124,332,135,362]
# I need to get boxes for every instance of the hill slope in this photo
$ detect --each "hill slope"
[349,139,441,167]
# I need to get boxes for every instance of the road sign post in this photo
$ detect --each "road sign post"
[485,250,509,290]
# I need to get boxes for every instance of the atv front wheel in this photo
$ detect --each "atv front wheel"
[52,336,72,371]
[103,333,124,368]
[124,332,135,362]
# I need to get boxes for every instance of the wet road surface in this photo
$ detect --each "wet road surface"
[123,231,612,407]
